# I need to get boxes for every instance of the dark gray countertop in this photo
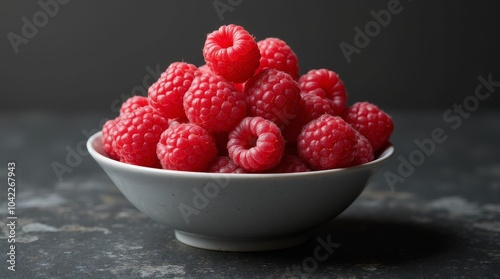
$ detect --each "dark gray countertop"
[1,110,499,278]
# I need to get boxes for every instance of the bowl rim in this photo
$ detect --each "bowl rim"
[87,131,394,179]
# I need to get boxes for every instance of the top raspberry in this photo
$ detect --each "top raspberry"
[256,37,299,80]
[148,62,200,120]
[203,24,261,83]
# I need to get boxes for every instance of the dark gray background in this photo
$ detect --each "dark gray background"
[1,0,499,113]
[1,3,499,277]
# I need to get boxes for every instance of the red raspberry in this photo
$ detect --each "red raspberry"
[282,93,338,145]
[203,24,260,83]
[183,72,247,133]
[199,64,243,93]
[156,123,217,172]
[148,62,200,120]
[351,130,374,166]
[299,94,338,121]
[198,64,211,73]
[208,156,246,173]
[245,69,301,129]
[298,114,358,170]
[120,96,149,116]
[342,102,393,152]
[112,106,170,167]
[227,116,285,172]
[198,65,246,94]
[201,63,246,93]
[284,71,348,144]
[256,37,299,80]
[271,154,310,173]
[101,117,120,160]
[299,69,347,116]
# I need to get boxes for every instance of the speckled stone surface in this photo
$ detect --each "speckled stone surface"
[0,110,499,278]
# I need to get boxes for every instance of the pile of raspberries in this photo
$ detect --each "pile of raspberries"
[102,24,393,173]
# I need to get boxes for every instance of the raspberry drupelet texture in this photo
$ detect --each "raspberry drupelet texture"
[183,72,247,133]
[298,114,358,170]
[227,116,285,172]
[208,156,246,173]
[350,130,374,166]
[271,154,310,173]
[342,102,393,152]
[101,116,120,160]
[198,63,244,93]
[148,62,200,120]
[156,123,217,172]
[112,106,170,167]
[282,93,339,145]
[299,69,347,116]
[203,24,261,83]
[256,37,300,80]
[198,64,245,94]
[120,96,149,116]
[284,69,348,144]
[245,69,301,129]
[299,94,338,122]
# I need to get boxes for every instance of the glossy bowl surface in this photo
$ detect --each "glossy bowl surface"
[87,132,393,251]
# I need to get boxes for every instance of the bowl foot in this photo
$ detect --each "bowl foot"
[175,230,309,252]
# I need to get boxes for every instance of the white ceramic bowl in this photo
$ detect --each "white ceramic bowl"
[87,132,394,251]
